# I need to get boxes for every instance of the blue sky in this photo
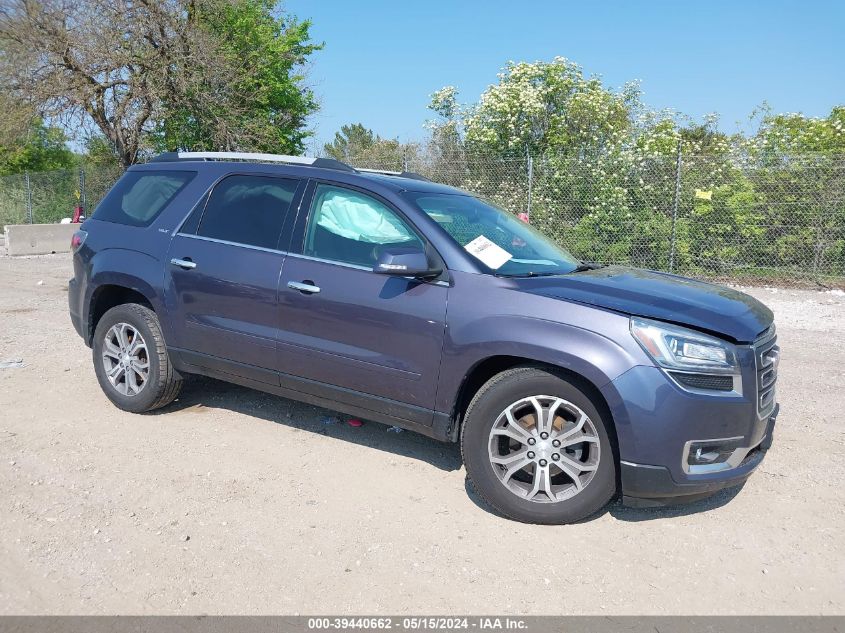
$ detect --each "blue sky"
[285,0,845,151]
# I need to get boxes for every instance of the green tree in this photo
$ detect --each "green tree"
[423,58,845,278]
[322,123,418,170]
[158,0,322,154]
[435,58,639,157]
[1,0,322,165]
[323,123,378,161]
[743,106,845,275]
[80,137,123,170]
[425,59,749,271]
[0,119,73,176]
[748,105,845,157]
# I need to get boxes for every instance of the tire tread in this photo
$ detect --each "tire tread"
[94,303,182,412]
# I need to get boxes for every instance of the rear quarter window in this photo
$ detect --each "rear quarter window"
[92,170,196,227]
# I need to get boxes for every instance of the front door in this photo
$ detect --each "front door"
[165,174,303,384]
[276,182,448,419]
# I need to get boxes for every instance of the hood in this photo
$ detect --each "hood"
[517,266,773,343]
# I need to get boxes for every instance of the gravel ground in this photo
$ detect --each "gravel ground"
[0,254,843,615]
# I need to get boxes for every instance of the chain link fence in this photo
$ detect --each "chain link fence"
[355,146,845,284]
[0,165,123,227]
[2,151,843,283]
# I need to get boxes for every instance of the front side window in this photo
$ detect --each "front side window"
[304,184,422,267]
[403,192,580,276]
[197,175,299,249]
[93,170,195,227]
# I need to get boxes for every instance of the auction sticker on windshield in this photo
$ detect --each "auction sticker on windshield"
[464,235,512,269]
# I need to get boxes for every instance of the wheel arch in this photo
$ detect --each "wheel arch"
[84,249,167,346]
[88,284,156,343]
[450,355,621,492]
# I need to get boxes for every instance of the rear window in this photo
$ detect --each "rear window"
[93,170,196,227]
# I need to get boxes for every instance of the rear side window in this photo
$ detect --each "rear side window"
[196,175,299,250]
[93,170,195,227]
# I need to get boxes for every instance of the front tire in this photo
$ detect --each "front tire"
[461,366,616,524]
[92,303,182,413]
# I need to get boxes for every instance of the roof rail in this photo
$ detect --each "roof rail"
[150,151,356,172]
[356,167,430,182]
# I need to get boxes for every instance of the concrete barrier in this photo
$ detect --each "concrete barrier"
[3,223,78,256]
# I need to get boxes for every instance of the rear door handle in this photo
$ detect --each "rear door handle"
[287,281,320,294]
[170,258,196,270]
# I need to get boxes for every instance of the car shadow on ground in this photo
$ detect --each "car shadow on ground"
[153,375,463,472]
[463,475,746,523]
[608,483,745,522]
[157,376,746,520]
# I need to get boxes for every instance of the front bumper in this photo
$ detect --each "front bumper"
[621,404,777,506]
[601,362,779,507]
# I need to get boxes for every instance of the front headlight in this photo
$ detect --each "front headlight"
[630,317,738,374]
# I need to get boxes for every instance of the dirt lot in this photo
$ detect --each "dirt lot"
[0,254,843,615]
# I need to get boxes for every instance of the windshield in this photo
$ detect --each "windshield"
[403,192,580,276]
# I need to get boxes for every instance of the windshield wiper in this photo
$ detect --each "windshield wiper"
[498,271,561,278]
[570,261,606,273]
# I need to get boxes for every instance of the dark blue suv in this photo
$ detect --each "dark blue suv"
[69,152,780,524]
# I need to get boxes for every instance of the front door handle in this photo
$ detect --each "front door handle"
[170,258,197,270]
[287,280,321,294]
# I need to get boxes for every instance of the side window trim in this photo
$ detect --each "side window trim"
[175,190,212,236]
[276,178,309,253]
[176,173,306,252]
[173,231,295,255]
[289,178,317,252]
[285,251,372,272]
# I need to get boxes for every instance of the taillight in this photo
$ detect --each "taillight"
[71,230,88,252]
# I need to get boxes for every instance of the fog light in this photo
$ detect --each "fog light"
[693,447,721,463]
[686,438,743,467]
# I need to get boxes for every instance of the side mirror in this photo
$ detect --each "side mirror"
[374,247,441,279]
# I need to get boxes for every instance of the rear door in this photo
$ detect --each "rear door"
[165,174,304,384]
[276,181,448,418]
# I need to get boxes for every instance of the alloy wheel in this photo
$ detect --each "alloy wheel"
[487,395,601,503]
[101,322,150,397]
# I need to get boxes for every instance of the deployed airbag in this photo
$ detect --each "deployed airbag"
[316,189,414,244]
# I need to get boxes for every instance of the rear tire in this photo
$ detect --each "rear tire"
[461,366,616,524]
[92,303,182,413]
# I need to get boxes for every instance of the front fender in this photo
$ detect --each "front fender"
[435,313,649,414]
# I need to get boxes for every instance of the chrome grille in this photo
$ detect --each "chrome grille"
[753,327,779,419]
